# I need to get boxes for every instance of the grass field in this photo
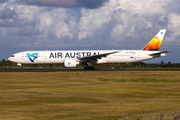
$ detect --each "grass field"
[0,71,180,120]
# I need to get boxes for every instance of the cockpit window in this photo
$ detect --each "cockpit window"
[11,55,15,57]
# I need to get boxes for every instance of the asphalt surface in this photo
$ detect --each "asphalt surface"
[1,68,180,72]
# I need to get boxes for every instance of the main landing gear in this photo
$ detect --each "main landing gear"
[84,61,95,70]
[84,67,95,70]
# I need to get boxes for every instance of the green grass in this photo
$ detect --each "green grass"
[1,97,106,106]
[0,71,180,120]
[98,78,180,82]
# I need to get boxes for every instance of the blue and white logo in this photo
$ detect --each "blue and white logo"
[27,53,39,62]
[67,62,71,65]
[160,32,164,35]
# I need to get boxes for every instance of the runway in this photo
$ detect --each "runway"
[1,68,180,72]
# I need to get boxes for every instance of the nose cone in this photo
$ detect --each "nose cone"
[8,55,15,62]
[8,57,12,62]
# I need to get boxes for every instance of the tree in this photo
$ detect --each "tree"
[1,59,6,66]
[160,61,164,66]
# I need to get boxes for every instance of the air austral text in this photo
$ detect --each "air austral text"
[49,52,100,58]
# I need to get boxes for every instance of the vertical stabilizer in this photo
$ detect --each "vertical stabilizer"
[142,29,166,51]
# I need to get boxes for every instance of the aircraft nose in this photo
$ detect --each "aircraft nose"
[8,57,12,61]
[8,54,15,62]
[8,56,15,62]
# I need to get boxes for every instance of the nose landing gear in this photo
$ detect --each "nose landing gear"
[17,63,23,70]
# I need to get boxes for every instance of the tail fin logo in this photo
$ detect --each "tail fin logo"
[143,29,166,51]
[27,53,39,62]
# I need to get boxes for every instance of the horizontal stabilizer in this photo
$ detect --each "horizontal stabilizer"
[148,51,170,58]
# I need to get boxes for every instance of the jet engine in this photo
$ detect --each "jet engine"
[64,59,79,68]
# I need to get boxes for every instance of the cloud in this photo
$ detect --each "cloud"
[0,8,16,19]
[17,28,41,36]
[0,0,6,4]
[24,0,78,7]
[79,0,109,9]
[1,0,180,63]
[16,0,109,9]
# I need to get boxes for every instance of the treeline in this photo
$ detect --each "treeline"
[0,59,64,68]
[1,59,180,68]
[94,61,180,68]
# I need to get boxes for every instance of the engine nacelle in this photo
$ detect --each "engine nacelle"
[64,59,79,68]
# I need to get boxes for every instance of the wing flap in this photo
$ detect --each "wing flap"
[78,51,118,61]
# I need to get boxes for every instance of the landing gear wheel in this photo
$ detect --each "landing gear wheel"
[91,67,95,70]
[84,67,95,70]
[20,67,23,70]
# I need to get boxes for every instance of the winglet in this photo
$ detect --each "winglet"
[142,29,166,51]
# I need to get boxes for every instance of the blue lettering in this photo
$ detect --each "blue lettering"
[57,52,62,58]
[50,52,99,59]
[93,52,97,56]
[87,52,91,56]
[49,53,54,58]
[76,52,81,58]
[70,52,76,58]
[81,52,85,57]
[65,53,70,58]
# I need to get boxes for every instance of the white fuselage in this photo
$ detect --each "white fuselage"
[8,50,166,65]
[8,29,169,68]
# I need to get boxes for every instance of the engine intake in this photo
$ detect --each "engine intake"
[64,59,79,68]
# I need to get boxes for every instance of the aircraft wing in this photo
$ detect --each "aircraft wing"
[148,51,170,57]
[78,51,118,62]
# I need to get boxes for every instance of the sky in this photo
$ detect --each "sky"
[0,0,180,63]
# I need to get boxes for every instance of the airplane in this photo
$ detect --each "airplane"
[8,29,170,70]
